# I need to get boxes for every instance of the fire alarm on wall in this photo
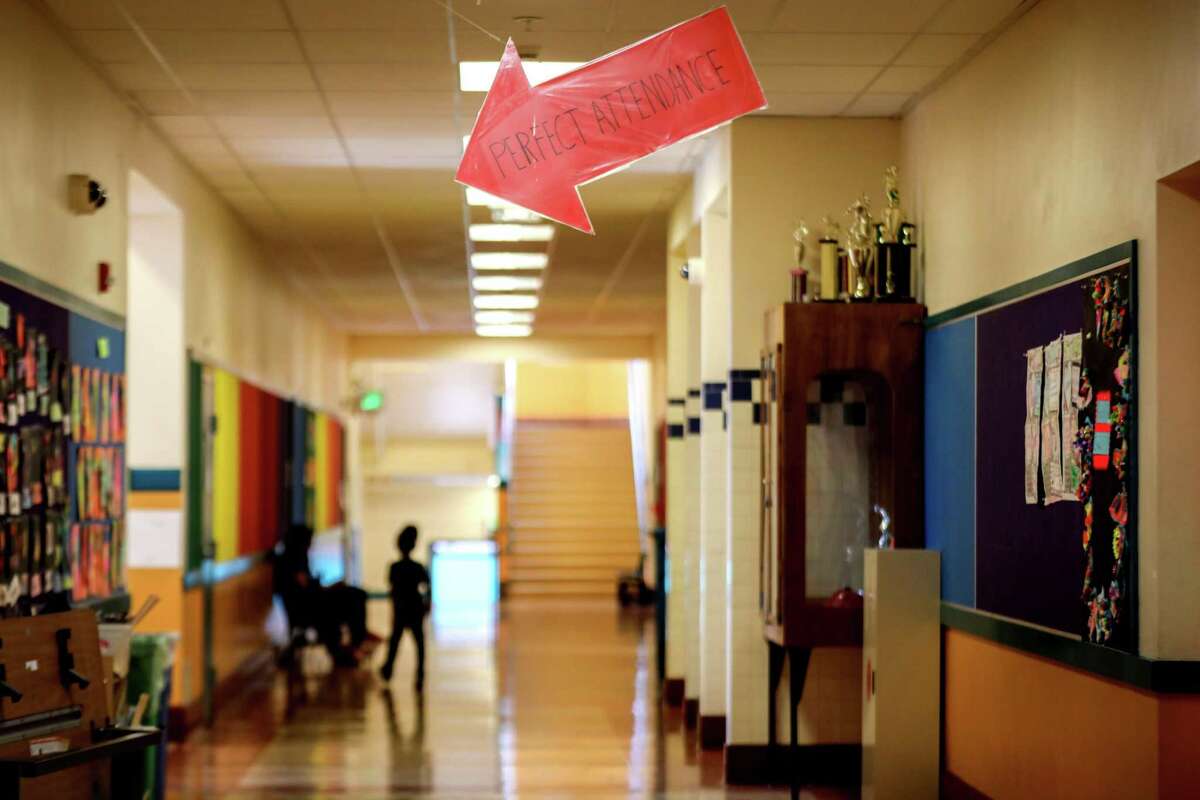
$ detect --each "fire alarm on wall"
[98,262,114,294]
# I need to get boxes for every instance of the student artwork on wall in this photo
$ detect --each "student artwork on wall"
[924,242,1137,652]
[0,275,127,614]
[186,359,345,571]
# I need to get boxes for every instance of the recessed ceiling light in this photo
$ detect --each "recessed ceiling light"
[459,61,583,92]
[473,294,539,310]
[470,252,548,270]
[469,224,555,242]
[475,310,534,325]
[463,187,543,223]
[473,275,542,292]
[475,324,533,338]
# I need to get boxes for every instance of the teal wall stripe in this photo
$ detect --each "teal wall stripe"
[131,468,182,492]
[925,240,1136,329]
[0,259,125,329]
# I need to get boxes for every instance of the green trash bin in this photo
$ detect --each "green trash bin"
[127,634,175,800]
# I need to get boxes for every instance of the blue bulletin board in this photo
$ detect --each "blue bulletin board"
[924,241,1137,652]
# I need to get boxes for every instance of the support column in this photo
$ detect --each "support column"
[683,278,702,727]
[698,200,731,748]
[663,239,690,703]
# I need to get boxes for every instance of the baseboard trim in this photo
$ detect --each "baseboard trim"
[699,714,725,749]
[663,677,685,706]
[725,743,861,787]
[943,770,991,800]
[169,647,275,742]
[684,698,699,729]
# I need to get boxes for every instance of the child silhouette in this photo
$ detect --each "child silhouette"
[380,525,430,690]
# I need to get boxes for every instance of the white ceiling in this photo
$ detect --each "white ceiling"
[40,0,1027,335]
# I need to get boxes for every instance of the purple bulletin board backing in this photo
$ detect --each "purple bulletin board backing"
[975,282,1086,635]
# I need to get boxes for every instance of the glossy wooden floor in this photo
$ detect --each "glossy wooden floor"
[168,598,847,798]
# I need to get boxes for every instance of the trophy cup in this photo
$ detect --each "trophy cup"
[791,220,809,302]
[875,166,916,301]
[845,195,875,301]
[818,216,841,301]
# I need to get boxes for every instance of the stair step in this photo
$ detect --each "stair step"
[507,566,624,582]
[506,581,614,596]
[509,553,636,569]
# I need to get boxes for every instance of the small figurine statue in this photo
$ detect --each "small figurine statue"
[793,219,809,269]
[845,194,875,300]
[874,504,893,549]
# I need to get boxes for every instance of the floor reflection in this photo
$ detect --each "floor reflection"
[168,597,826,798]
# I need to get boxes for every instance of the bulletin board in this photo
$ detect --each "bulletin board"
[185,359,345,571]
[0,268,127,614]
[925,241,1137,652]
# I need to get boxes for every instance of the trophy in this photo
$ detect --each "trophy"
[818,216,841,301]
[845,194,874,301]
[875,166,916,301]
[791,220,809,302]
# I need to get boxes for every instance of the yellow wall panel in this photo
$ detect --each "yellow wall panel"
[515,361,629,420]
[314,412,329,531]
[212,369,240,562]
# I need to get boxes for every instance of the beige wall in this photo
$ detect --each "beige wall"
[515,360,630,419]
[903,0,1200,659]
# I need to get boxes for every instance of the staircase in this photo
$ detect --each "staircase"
[507,420,640,597]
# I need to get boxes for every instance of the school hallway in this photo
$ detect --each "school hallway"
[165,598,837,799]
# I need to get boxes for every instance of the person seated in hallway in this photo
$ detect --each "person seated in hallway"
[379,524,431,690]
[274,524,376,667]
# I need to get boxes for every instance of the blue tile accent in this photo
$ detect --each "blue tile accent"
[730,368,761,380]
[819,376,844,403]
[842,402,867,427]
[806,403,820,425]
[925,317,977,607]
[687,417,701,434]
[703,382,724,410]
[730,380,752,402]
[667,423,685,439]
[130,468,182,492]
[687,388,700,398]
[752,403,766,425]
[668,397,686,406]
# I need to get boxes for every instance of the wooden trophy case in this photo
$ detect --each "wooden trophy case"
[759,301,924,788]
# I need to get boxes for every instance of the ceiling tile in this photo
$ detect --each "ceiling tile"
[345,137,461,167]
[843,93,911,117]
[926,0,1025,34]
[195,91,327,115]
[334,116,459,137]
[607,2,710,32]
[757,65,878,94]
[202,170,258,191]
[114,0,288,30]
[229,137,349,166]
[722,0,792,33]
[313,63,456,92]
[868,65,943,93]
[449,0,614,34]
[152,115,213,137]
[212,115,336,138]
[300,31,449,62]
[107,62,176,92]
[774,0,945,33]
[148,31,304,63]
[756,93,856,115]
[71,30,148,63]
[284,0,446,31]
[325,91,460,117]
[174,64,316,91]
[170,136,232,158]
[131,91,195,115]
[742,33,909,65]
[894,34,981,66]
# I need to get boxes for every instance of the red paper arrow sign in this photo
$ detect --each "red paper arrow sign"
[456,7,766,234]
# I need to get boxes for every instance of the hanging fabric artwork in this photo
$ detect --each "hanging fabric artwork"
[1059,332,1084,499]
[1040,336,1064,503]
[1075,266,1134,647]
[1023,347,1044,504]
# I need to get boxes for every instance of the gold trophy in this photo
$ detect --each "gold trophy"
[818,215,840,301]
[845,194,875,301]
[792,220,809,302]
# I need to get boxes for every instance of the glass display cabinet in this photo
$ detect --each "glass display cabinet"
[760,301,925,787]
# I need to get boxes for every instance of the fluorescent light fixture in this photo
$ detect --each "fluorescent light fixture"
[470,252,548,270]
[469,224,555,242]
[473,294,539,310]
[474,310,534,325]
[459,61,584,92]
[476,324,533,337]
[491,206,541,223]
[473,275,542,292]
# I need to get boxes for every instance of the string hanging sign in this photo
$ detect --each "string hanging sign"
[456,7,767,234]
